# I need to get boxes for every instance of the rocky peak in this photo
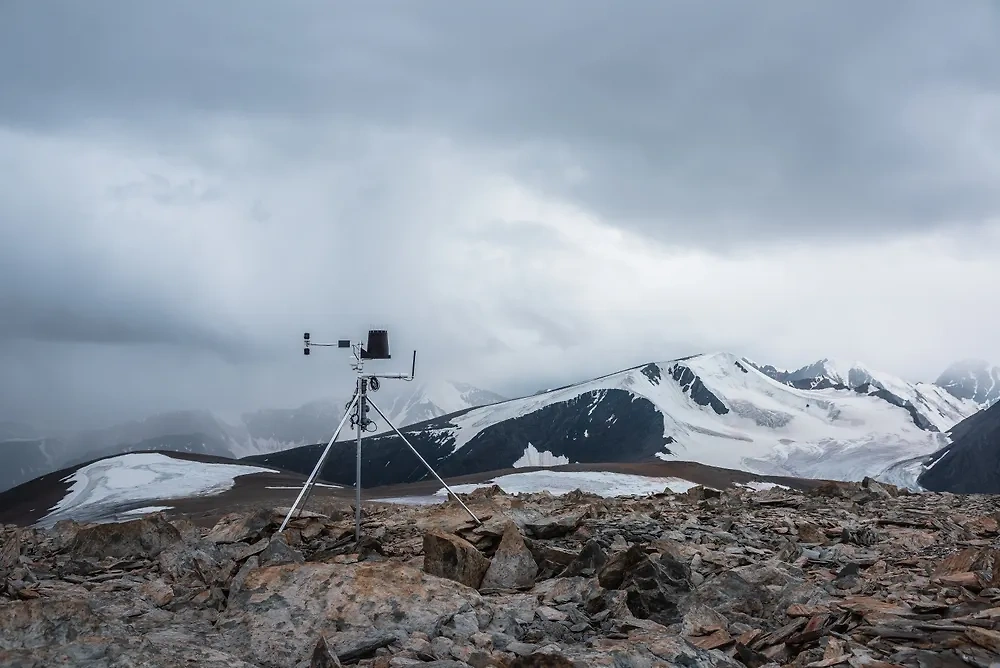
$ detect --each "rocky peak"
[936,359,1000,406]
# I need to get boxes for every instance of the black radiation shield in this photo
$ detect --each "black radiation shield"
[362,330,391,359]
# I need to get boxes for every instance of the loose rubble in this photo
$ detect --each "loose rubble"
[2,477,1000,667]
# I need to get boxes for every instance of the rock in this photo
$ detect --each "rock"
[562,540,607,578]
[523,512,585,539]
[423,530,491,589]
[220,560,485,667]
[480,523,537,590]
[260,535,305,567]
[139,579,175,607]
[617,551,691,626]
[596,544,646,590]
[310,635,343,667]
[508,652,577,667]
[0,598,105,651]
[0,529,21,577]
[70,514,182,560]
[205,508,275,544]
[796,521,827,545]
[507,641,540,657]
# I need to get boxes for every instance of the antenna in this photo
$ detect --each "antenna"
[281,329,479,540]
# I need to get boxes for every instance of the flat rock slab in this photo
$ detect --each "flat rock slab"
[219,560,486,668]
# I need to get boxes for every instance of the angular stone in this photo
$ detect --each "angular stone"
[259,535,305,567]
[423,529,491,589]
[480,523,537,590]
[310,635,343,667]
[796,522,827,545]
[563,540,607,578]
[205,508,275,544]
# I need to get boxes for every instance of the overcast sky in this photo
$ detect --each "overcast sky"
[2,1,999,430]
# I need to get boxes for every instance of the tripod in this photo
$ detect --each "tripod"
[279,331,481,540]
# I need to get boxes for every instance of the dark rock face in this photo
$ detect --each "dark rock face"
[249,388,673,488]
[919,401,1000,494]
[668,364,729,415]
[854,383,937,432]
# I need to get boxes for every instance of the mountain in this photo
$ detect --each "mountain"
[911,400,1000,494]
[378,380,507,432]
[935,359,1000,407]
[751,358,976,432]
[246,351,977,489]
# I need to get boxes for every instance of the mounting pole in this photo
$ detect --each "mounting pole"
[367,399,481,525]
[355,375,365,540]
[278,389,359,534]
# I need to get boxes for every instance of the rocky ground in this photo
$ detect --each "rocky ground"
[2,478,1000,668]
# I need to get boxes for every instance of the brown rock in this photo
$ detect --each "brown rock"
[140,579,175,607]
[71,514,182,560]
[480,523,537,590]
[423,529,491,589]
[796,522,827,545]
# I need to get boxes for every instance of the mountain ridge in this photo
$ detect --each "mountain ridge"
[246,351,978,489]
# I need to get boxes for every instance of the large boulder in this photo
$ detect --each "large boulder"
[218,561,487,668]
[480,523,537,591]
[0,598,105,652]
[423,529,491,589]
[70,514,182,560]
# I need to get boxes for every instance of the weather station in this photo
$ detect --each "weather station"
[280,329,481,539]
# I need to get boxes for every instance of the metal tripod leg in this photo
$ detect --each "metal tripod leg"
[278,390,360,533]
[367,399,482,525]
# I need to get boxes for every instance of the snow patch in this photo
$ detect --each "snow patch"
[512,442,570,468]
[119,506,173,516]
[738,481,790,492]
[37,452,277,527]
[433,470,701,498]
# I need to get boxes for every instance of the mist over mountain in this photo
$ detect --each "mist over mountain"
[0,379,504,493]
[934,359,1000,406]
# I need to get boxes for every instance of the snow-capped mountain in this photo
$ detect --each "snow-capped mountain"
[751,357,978,432]
[378,380,506,432]
[935,359,1000,407]
[248,352,979,488]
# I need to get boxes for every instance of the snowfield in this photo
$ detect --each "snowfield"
[434,470,703,498]
[37,452,277,527]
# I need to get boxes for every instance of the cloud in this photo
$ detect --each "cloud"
[3,1,999,244]
[0,2,999,431]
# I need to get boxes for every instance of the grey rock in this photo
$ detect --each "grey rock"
[219,560,484,668]
[481,523,537,590]
[259,535,305,567]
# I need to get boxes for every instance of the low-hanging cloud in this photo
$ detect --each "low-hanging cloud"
[1,1,999,432]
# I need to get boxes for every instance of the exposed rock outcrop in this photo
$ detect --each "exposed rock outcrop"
[1,480,1000,667]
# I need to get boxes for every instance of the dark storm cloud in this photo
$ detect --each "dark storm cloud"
[2,1,998,243]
